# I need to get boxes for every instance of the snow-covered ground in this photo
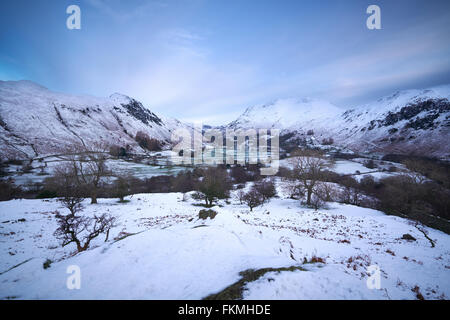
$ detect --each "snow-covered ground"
[0,181,449,300]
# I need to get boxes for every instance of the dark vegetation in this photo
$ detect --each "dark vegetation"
[198,209,218,220]
[135,131,162,151]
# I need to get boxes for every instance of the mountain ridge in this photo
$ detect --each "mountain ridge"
[0,80,180,160]
[227,84,450,159]
[1,80,449,160]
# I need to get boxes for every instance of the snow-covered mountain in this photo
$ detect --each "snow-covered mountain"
[228,97,341,130]
[2,80,449,160]
[0,80,182,160]
[228,85,450,158]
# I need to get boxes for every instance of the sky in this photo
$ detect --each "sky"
[1,0,450,125]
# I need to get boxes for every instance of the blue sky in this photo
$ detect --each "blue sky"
[1,0,450,124]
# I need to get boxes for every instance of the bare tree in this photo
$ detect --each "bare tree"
[54,212,116,252]
[338,176,362,206]
[59,143,111,204]
[315,181,338,202]
[286,150,330,206]
[196,167,231,206]
[310,193,326,210]
[51,163,86,215]
[253,179,277,203]
[243,189,264,211]
[114,174,132,202]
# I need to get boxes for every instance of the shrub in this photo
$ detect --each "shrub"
[172,171,197,193]
[322,137,334,145]
[0,179,22,201]
[388,166,397,172]
[364,159,377,169]
[198,209,218,220]
[43,259,52,269]
[36,189,58,199]
[109,145,128,158]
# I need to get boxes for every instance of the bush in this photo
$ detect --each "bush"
[364,159,377,169]
[0,179,23,201]
[43,259,52,269]
[36,189,58,199]
[172,171,197,193]
[322,137,334,145]
[387,166,397,172]
[198,209,218,220]
[109,145,128,158]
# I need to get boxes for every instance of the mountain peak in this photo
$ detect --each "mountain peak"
[230,97,342,129]
[109,93,133,104]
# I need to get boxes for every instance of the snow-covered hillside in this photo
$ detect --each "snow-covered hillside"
[0,183,449,299]
[228,85,450,158]
[0,80,183,160]
[228,98,341,130]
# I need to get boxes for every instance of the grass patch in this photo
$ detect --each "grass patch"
[203,265,306,300]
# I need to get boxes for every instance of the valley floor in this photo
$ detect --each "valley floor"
[0,184,449,300]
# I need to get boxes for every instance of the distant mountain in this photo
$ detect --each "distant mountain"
[2,80,449,161]
[227,85,450,159]
[228,97,341,130]
[0,80,182,160]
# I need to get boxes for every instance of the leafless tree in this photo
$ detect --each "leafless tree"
[253,179,277,203]
[315,181,338,202]
[196,167,231,206]
[338,176,362,206]
[243,189,264,211]
[51,163,86,214]
[114,174,132,202]
[54,211,116,252]
[286,150,330,206]
[310,193,326,210]
[59,143,111,204]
